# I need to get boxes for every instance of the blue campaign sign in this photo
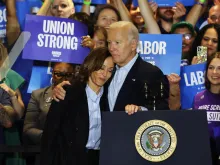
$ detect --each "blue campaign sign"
[0,5,6,42]
[180,63,206,109]
[133,0,195,7]
[22,15,90,64]
[138,34,182,75]
[27,62,52,93]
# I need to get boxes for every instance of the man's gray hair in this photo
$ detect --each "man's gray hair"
[109,21,139,42]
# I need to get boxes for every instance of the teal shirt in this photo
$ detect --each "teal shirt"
[3,69,25,90]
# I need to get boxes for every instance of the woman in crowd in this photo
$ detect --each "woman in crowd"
[190,24,220,64]
[193,53,220,112]
[81,27,107,49]
[0,37,25,165]
[40,47,114,165]
[93,4,121,30]
[0,41,24,120]
[37,0,75,17]
[78,4,121,49]
[92,27,107,49]
[23,62,75,145]
[193,52,220,165]
[128,4,147,33]
[68,12,107,50]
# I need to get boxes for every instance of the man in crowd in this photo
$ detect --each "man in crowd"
[157,2,186,34]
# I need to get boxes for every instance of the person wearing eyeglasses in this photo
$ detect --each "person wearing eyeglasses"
[171,21,196,65]
[23,62,75,145]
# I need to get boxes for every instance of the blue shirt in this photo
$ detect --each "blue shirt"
[108,54,138,112]
[85,85,103,150]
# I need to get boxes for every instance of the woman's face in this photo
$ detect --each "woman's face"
[52,63,74,86]
[96,9,118,30]
[89,56,114,88]
[51,0,74,18]
[201,28,218,56]
[207,58,220,86]
[93,31,106,49]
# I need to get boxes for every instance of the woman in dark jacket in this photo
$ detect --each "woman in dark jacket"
[40,47,114,165]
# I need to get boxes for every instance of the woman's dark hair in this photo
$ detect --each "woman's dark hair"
[77,47,112,83]
[93,26,108,45]
[93,4,121,26]
[51,62,75,70]
[189,24,220,64]
[68,12,94,37]
[205,52,220,90]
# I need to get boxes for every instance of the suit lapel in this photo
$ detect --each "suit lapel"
[113,57,141,111]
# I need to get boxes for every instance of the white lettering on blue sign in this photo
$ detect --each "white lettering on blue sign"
[0,7,7,41]
[184,71,205,86]
[138,41,166,55]
[37,20,78,50]
[43,20,74,35]
[47,62,52,74]
[0,8,6,23]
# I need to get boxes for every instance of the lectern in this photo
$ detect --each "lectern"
[99,110,212,165]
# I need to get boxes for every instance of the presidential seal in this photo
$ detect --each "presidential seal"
[135,120,177,162]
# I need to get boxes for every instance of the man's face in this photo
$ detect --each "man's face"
[158,7,174,22]
[107,27,137,67]
[174,27,195,53]
[51,0,75,18]
[208,6,220,24]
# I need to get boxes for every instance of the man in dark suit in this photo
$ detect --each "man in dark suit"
[106,21,169,114]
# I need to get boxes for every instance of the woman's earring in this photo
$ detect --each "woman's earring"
[50,77,53,85]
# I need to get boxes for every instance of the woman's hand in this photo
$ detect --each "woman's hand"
[81,35,95,49]
[0,83,16,97]
[52,81,70,102]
